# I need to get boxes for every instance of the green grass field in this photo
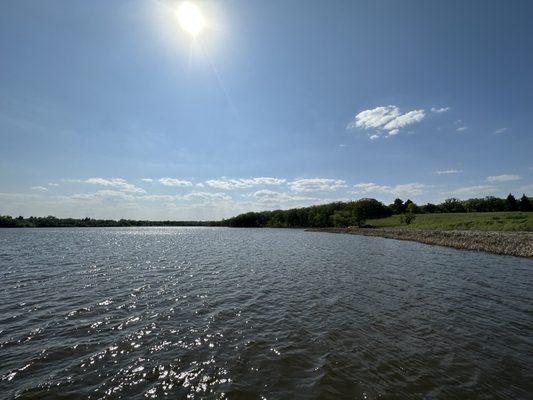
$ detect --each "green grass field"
[367,212,533,231]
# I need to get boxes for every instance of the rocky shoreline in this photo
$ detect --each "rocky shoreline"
[306,227,533,258]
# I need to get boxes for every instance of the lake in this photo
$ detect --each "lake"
[0,227,532,399]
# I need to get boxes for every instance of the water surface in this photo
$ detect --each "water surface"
[1,227,532,399]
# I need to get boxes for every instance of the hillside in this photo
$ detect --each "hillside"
[367,212,533,231]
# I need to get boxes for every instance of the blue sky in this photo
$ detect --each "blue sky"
[1,0,532,219]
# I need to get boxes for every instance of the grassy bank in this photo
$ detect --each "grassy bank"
[367,212,533,231]
[316,212,533,257]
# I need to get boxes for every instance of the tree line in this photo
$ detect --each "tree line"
[398,194,531,214]
[0,194,530,228]
[221,194,532,228]
[0,216,215,228]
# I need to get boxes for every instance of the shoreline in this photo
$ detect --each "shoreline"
[306,227,533,258]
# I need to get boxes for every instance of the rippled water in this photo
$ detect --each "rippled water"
[0,227,532,399]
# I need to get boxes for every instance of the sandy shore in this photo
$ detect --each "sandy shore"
[306,227,533,258]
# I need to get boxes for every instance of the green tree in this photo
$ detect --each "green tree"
[400,202,417,225]
[352,209,367,227]
[331,210,354,227]
[505,193,518,211]
[404,199,420,213]
[390,198,405,214]
[519,194,532,212]
[422,203,440,213]
[440,198,466,213]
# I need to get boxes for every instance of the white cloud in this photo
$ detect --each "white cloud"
[289,178,347,192]
[436,169,462,175]
[0,191,240,221]
[485,174,521,183]
[181,192,231,201]
[205,180,239,190]
[388,129,400,136]
[456,126,468,132]
[449,185,496,196]
[393,183,428,196]
[352,183,383,192]
[494,127,508,134]
[205,177,286,190]
[141,178,153,182]
[30,186,48,192]
[70,190,136,202]
[82,178,146,193]
[242,177,286,185]
[94,190,136,200]
[48,183,60,187]
[353,182,428,196]
[347,105,425,139]
[159,178,193,187]
[206,179,245,190]
[431,107,450,113]
[69,193,101,202]
[382,109,425,130]
[141,194,181,202]
[249,189,314,205]
[348,106,400,130]
[142,192,231,202]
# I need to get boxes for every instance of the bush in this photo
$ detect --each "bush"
[400,203,417,225]
[331,210,354,227]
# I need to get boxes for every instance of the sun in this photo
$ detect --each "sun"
[177,2,206,37]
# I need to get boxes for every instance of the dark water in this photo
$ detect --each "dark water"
[1,228,532,400]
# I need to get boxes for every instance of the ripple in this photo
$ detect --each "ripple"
[0,227,532,399]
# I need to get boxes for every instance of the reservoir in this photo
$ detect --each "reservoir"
[1,227,532,399]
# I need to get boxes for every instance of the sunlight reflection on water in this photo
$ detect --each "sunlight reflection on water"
[0,227,532,399]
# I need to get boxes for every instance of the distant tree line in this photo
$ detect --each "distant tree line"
[395,193,532,214]
[1,194,530,229]
[221,194,532,228]
[222,199,392,228]
[0,215,215,228]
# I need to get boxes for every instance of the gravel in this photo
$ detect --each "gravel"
[307,227,533,258]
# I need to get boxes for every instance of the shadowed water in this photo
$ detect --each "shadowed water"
[0,227,532,399]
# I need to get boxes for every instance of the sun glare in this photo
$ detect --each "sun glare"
[177,2,206,37]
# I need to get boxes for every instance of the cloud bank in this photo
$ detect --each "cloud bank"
[353,182,427,197]
[159,178,193,187]
[289,178,347,192]
[205,177,286,190]
[82,178,145,193]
